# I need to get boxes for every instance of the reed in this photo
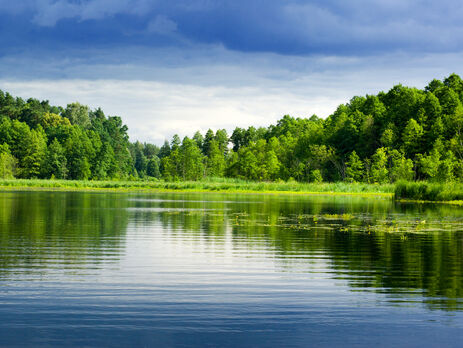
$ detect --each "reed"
[0,178,395,195]
[394,181,463,201]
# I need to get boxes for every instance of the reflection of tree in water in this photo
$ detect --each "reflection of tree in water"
[138,193,463,311]
[3,191,463,310]
[0,192,129,276]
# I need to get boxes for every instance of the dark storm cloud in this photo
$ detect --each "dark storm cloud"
[1,1,462,144]
[0,0,462,56]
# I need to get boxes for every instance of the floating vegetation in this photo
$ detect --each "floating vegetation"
[322,213,354,221]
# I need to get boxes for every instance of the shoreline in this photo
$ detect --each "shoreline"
[1,179,461,204]
[0,183,393,198]
[0,179,394,198]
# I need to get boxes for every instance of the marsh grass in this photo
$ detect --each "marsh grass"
[394,181,463,202]
[0,177,395,196]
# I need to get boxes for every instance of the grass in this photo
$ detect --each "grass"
[4,178,463,202]
[0,177,395,197]
[394,181,463,202]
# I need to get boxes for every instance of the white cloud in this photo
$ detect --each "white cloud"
[30,0,149,26]
[147,15,177,35]
[0,79,340,144]
[32,0,78,26]
[0,46,462,145]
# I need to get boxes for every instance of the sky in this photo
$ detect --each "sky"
[0,0,462,144]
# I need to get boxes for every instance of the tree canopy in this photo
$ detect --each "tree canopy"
[1,74,463,183]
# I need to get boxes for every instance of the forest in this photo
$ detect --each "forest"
[0,73,463,184]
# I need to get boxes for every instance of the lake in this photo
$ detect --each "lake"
[1,191,463,347]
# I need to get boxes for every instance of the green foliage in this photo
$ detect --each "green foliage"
[2,73,463,187]
[370,147,389,184]
[206,140,226,177]
[402,118,423,156]
[310,169,323,183]
[162,148,180,181]
[389,150,414,182]
[395,181,463,201]
[180,137,204,180]
[147,157,161,178]
[417,139,444,181]
[43,138,68,179]
[63,102,91,128]
[345,151,364,182]
[0,143,17,179]
[20,127,47,178]
[380,125,395,148]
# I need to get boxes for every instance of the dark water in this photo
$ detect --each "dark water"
[1,191,463,347]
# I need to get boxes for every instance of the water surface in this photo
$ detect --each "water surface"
[1,191,463,347]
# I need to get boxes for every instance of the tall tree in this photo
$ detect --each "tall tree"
[0,143,17,179]
[43,138,68,179]
[345,151,364,182]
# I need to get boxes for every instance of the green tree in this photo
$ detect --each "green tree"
[43,138,68,179]
[370,147,389,183]
[264,138,281,180]
[147,157,161,178]
[417,139,443,181]
[310,169,323,183]
[65,127,94,180]
[0,143,17,179]
[158,141,171,159]
[132,141,148,177]
[180,137,204,180]
[102,116,132,177]
[345,151,364,182]
[192,131,204,150]
[92,142,116,180]
[162,148,181,181]
[235,145,259,180]
[143,143,159,159]
[402,118,424,156]
[63,102,91,128]
[171,134,181,150]
[230,127,245,152]
[389,150,414,182]
[380,124,396,148]
[423,92,442,122]
[20,127,47,178]
[202,129,214,156]
[436,151,456,182]
[206,140,226,177]
[215,129,229,155]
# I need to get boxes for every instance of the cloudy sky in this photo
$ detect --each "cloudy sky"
[0,0,462,144]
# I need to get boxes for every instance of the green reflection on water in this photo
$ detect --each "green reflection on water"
[130,193,463,310]
[0,191,129,275]
[1,191,463,310]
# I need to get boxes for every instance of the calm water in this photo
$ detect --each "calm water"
[1,191,463,347]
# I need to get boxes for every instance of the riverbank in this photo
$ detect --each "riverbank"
[3,179,463,203]
[0,178,394,197]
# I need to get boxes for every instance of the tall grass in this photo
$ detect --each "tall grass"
[394,181,463,201]
[0,178,395,195]
[6,178,463,201]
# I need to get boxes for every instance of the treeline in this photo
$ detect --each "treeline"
[158,73,463,183]
[1,73,463,183]
[0,96,141,180]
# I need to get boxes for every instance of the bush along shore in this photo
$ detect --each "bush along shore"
[394,181,463,202]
